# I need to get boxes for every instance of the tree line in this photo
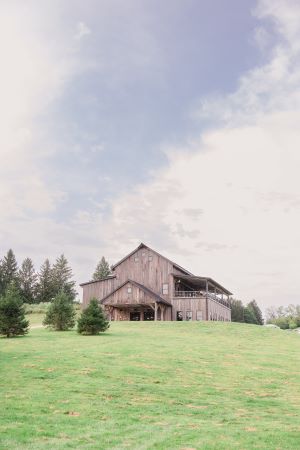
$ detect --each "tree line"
[229,299,264,325]
[265,304,300,329]
[0,249,76,303]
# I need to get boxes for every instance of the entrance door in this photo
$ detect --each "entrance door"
[144,309,154,321]
[130,311,141,321]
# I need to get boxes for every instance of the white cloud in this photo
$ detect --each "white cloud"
[75,22,91,40]
[82,0,300,310]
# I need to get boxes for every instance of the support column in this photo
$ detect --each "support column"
[154,302,157,321]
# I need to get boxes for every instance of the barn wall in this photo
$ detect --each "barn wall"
[82,278,116,308]
[102,282,155,306]
[113,247,174,301]
[171,297,207,321]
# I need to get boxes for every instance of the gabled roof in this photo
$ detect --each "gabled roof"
[79,275,116,287]
[111,242,193,275]
[100,278,172,306]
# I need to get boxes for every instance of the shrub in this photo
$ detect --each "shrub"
[77,299,110,335]
[43,291,76,331]
[0,283,29,338]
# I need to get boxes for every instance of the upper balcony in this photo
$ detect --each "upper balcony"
[172,274,232,308]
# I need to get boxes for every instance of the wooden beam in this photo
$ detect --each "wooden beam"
[154,302,158,321]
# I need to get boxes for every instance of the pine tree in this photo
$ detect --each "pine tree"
[229,299,245,322]
[36,259,55,303]
[1,249,19,294]
[43,291,76,331]
[52,255,76,300]
[19,258,37,304]
[92,257,111,281]
[77,298,110,335]
[0,259,4,297]
[247,300,264,325]
[0,282,29,338]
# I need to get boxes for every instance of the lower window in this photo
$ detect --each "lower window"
[176,311,183,321]
[196,310,203,321]
[186,311,192,321]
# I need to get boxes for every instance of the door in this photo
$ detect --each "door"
[144,309,154,321]
[130,311,141,321]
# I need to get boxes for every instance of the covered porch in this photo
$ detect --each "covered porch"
[104,301,171,321]
[173,274,232,308]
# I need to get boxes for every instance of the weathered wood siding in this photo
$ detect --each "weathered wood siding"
[113,247,174,301]
[102,282,155,306]
[82,278,116,308]
[171,297,207,321]
[171,296,230,321]
[208,298,231,321]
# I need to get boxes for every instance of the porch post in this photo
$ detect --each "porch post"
[205,280,209,321]
[154,302,158,321]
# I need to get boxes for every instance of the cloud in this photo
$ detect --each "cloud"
[81,0,300,310]
[75,22,91,40]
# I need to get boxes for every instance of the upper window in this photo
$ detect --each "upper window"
[127,286,132,294]
[148,255,153,261]
[142,252,146,257]
[162,283,169,295]
[134,256,139,262]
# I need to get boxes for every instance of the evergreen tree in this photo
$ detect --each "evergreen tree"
[52,255,76,300]
[36,259,55,303]
[0,259,4,297]
[43,291,76,331]
[229,299,245,322]
[19,258,37,304]
[92,257,111,281]
[1,249,19,294]
[247,299,263,325]
[77,298,110,335]
[244,305,259,324]
[0,282,29,338]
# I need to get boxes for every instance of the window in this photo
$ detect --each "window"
[148,255,153,261]
[162,283,169,295]
[196,310,203,321]
[177,311,183,321]
[186,311,192,321]
[134,256,139,262]
[142,252,146,257]
[127,286,132,294]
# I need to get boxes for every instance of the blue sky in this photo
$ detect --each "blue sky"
[1,0,300,310]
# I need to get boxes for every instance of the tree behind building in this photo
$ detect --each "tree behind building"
[92,257,111,281]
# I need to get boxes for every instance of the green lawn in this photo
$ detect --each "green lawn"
[1,321,299,450]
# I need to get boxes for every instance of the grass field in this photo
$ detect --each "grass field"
[1,319,300,450]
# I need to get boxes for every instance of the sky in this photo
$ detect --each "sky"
[1,0,300,311]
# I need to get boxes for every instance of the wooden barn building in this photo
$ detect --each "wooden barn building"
[80,243,232,322]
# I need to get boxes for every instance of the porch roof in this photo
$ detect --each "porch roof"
[172,274,233,296]
[100,279,172,306]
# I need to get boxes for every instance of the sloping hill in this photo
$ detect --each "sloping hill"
[1,322,299,449]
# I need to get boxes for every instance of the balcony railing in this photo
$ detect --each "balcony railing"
[175,291,202,297]
[174,290,230,308]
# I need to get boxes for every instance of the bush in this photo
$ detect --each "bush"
[43,291,76,331]
[77,299,110,335]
